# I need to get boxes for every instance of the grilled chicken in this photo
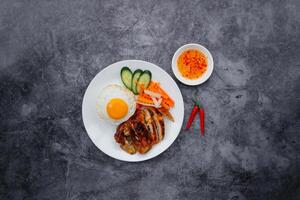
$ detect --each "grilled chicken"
[146,107,165,142]
[157,107,174,122]
[114,106,166,154]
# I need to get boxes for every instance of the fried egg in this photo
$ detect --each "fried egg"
[96,84,136,125]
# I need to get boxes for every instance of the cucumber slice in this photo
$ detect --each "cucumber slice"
[121,67,133,90]
[132,69,143,94]
[137,70,152,93]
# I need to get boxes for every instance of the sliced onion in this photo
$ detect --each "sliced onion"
[136,101,157,107]
[144,90,161,98]
[151,97,161,108]
[157,98,162,105]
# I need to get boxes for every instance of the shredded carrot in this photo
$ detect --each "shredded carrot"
[177,49,207,79]
[148,82,168,99]
[161,101,170,109]
[137,95,153,105]
[162,98,174,108]
[138,81,174,109]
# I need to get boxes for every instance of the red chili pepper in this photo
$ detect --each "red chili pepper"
[193,100,205,136]
[199,108,205,135]
[186,105,199,130]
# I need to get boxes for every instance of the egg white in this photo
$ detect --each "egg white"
[96,84,136,125]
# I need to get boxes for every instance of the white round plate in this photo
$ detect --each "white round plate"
[172,43,214,86]
[82,60,184,162]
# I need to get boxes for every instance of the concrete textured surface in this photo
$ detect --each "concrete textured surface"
[1,0,300,199]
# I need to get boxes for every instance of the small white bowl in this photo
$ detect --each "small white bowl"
[172,43,214,86]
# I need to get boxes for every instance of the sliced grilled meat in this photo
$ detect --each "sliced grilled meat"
[138,145,151,154]
[114,122,127,144]
[157,107,174,122]
[129,110,151,142]
[142,108,158,144]
[121,136,136,154]
[147,107,165,142]
[114,106,166,154]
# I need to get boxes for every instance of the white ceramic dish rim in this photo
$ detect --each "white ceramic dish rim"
[82,60,184,162]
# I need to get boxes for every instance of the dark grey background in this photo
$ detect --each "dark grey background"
[1,0,299,199]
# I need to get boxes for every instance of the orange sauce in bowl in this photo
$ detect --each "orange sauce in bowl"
[177,49,208,79]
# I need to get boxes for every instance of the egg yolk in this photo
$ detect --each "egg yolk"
[106,98,128,120]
